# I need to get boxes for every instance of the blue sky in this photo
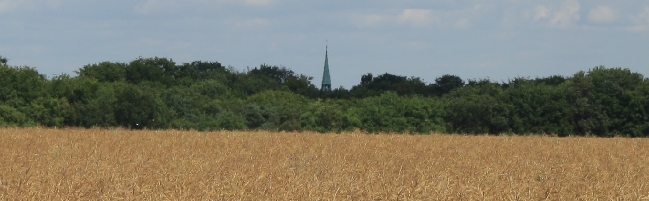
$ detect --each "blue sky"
[1,0,648,88]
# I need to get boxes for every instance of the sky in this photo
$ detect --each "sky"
[1,0,649,89]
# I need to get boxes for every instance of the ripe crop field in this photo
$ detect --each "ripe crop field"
[1,128,648,200]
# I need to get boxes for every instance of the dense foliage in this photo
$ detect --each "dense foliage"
[1,56,648,136]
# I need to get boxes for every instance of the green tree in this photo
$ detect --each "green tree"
[228,73,278,97]
[283,75,320,99]
[0,56,7,66]
[249,64,295,86]
[0,104,27,127]
[355,92,445,133]
[173,61,230,86]
[321,86,351,99]
[190,79,231,100]
[534,75,566,86]
[76,62,127,82]
[0,65,47,105]
[350,73,429,97]
[445,83,512,134]
[242,90,309,131]
[566,66,646,136]
[161,85,207,129]
[504,78,573,136]
[430,74,464,96]
[50,76,125,128]
[565,70,610,136]
[216,110,247,130]
[26,97,70,127]
[125,57,174,86]
[114,85,170,129]
[625,80,649,136]
[300,100,344,133]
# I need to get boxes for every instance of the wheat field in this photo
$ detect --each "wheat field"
[0,128,648,200]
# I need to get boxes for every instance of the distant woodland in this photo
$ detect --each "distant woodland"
[1,56,648,137]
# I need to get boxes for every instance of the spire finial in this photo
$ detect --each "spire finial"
[321,40,332,91]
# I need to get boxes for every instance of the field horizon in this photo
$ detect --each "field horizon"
[1,128,648,200]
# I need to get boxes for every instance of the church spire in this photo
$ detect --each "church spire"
[321,43,332,91]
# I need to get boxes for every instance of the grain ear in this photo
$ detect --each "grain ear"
[0,179,7,192]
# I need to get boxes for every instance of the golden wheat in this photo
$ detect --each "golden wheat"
[0,128,648,200]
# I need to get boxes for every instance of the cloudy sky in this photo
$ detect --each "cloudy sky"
[1,0,648,88]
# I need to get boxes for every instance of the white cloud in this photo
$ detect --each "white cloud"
[351,9,437,28]
[630,7,649,31]
[399,41,427,51]
[533,5,549,20]
[0,0,23,12]
[47,0,60,8]
[198,0,272,6]
[240,0,272,6]
[136,0,177,14]
[226,18,271,30]
[135,0,272,14]
[397,9,436,27]
[640,7,649,22]
[351,12,388,27]
[0,0,60,13]
[588,5,617,23]
[550,0,580,27]
[350,7,486,29]
[454,18,470,29]
[528,0,581,28]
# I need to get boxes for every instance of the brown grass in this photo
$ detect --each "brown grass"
[1,128,648,200]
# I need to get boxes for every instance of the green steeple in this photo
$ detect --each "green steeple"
[321,45,332,91]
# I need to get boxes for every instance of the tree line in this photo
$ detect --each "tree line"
[1,56,648,137]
